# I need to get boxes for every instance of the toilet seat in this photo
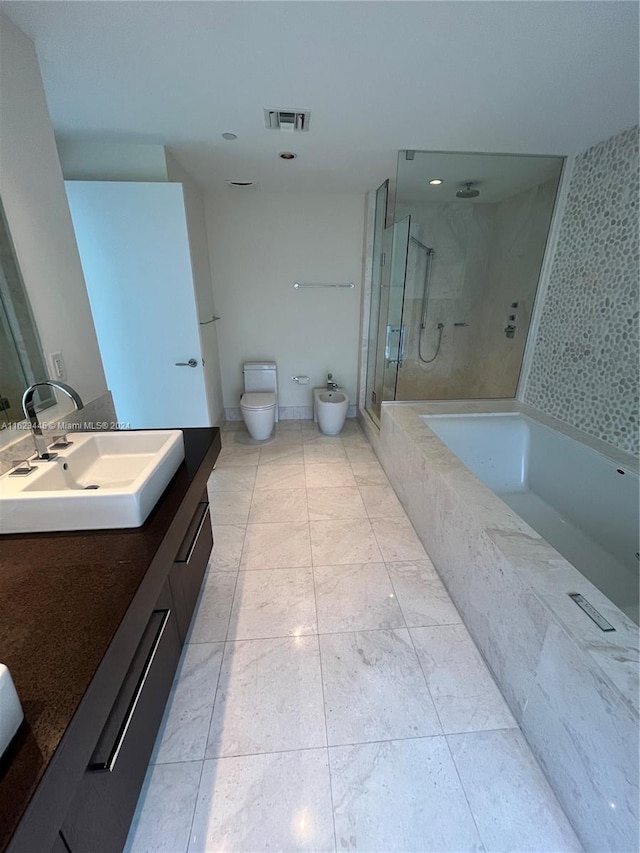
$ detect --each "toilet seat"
[241,392,276,410]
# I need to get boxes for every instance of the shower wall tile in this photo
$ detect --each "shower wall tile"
[523,125,639,456]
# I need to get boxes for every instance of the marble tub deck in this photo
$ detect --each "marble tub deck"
[361,400,639,853]
[125,419,581,853]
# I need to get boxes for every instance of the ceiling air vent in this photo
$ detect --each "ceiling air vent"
[264,109,311,132]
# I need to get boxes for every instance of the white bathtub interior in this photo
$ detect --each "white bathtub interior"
[422,412,640,624]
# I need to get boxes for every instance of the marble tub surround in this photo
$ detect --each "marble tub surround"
[126,418,580,853]
[372,400,639,852]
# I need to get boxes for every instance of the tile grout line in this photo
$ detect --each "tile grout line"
[151,725,528,768]
[189,621,481,644]
[311,558,339,853]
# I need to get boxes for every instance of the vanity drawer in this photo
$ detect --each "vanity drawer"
[169,494,212,643]
[60,581,180,853]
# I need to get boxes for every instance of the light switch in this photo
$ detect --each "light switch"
[49,351,67,381]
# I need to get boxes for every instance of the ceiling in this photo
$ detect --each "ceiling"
[3,1,638,194]
[396,151,564,204]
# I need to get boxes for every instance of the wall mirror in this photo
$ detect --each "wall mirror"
[0,196,53,442]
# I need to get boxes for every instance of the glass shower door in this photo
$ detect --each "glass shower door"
[365,181,389,422]
[381,216,410,402]
[367,215,410,422]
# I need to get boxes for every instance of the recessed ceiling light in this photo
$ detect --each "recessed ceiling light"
[429,178,444,185]
[279,152,297,160]
[221,132,237,140]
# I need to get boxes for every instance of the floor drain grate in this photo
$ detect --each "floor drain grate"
[569,593,615,632]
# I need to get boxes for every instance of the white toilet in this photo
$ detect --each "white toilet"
[240,362,278,440]
[313,387,349,435]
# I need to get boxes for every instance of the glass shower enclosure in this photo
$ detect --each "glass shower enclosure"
[365,150,563,422]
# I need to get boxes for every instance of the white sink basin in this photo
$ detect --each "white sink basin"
[0,664,23,759]
[0,430,185,533]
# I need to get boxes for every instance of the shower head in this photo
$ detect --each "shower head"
[456,182,480,199]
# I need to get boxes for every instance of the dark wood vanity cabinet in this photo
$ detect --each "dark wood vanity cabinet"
[58,492,212,853]
[59,581,182,853]
[169,499,212,643]
[0,428,221,853]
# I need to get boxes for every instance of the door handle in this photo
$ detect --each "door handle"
[175,359,198,368]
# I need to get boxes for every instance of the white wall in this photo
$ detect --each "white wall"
[165,152,225,424]
[57,140,169,182]
[0,15,107,413]
[206,191,365,415]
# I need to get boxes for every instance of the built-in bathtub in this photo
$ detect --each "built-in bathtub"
[362,400,639,853]
[422,412,639,624]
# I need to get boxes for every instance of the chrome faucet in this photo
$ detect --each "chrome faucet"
[21,381,84,460]
[326,373,338,391]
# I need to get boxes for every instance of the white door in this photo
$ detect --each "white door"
[65,181,210,429]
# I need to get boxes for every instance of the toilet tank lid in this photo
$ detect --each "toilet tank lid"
[243,362,277,371]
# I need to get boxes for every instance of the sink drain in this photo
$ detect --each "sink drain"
[83,484,100,490]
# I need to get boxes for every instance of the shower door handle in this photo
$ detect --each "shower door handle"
[398,325,407,367]
[385,325,406,366]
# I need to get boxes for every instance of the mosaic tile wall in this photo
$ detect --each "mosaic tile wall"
[523,126,639,455]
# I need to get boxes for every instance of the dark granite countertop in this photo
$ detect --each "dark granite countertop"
[0,427,219,850]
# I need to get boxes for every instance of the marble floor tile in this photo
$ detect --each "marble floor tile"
[208,490,252,525]
[310,518,383,565]
[208,466,256,492]
[307,487,368,521]
[209,525,245,571]
[411,624,517,734]
[386,561,462,627]
[240,521,312,570]
[249,488,309,523]
[350,461,390,487]
[274,420,303,433]
[215,446,261,468]
[228,567,317,639]
[125,760,202,853]
[152,643,224,764]
[301,426,335,442]
[207,636,326,757]
[448,729,582,852]
[358,484,405,518]
[188,750,335,853]
[259,443,305,465]
[371,517,428,562]
[187,572,237,643]
[303,443,348,464]
[314,563,405,633]
[329,737,483,852]
[344,445,378,465]
[320,628,441,745]
[305,462,357,489]
[220,427,261,446]
[254,463,306,490]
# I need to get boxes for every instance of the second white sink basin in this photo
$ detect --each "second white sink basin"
[0,664,23,759]
[0,430,185,534]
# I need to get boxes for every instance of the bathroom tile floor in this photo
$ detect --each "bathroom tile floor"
[125,419,583,853]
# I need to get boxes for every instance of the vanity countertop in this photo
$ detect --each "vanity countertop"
[0,427,220,851]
